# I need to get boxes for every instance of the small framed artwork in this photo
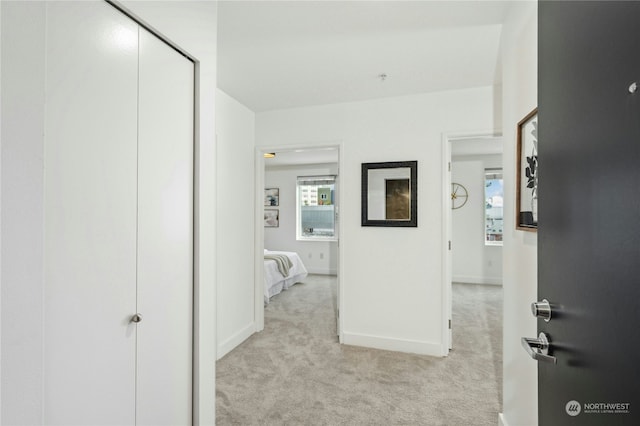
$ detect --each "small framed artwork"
[361,160,418,227]
[516,108,538,231]
[264,188,279,206]
[264,209,279,227]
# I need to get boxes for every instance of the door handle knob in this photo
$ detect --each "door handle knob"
[531,299,552,322]
[522,332,556,364]
[131,313,143,323]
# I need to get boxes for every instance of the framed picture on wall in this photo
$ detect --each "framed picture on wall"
[264,188,279,206]
[264,209,279,227]
[516,108,538,231]
[361,161,418,227]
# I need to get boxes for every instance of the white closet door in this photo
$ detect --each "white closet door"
[136,28,194,425]
[44,2,139,425]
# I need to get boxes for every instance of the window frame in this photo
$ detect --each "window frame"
[484,168,504,246]
[296,175,338,242]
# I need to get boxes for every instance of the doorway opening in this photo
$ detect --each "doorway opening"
[443,132,503,352]
[255,144,343,340]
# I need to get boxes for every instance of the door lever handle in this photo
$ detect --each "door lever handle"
[522,332,556,364]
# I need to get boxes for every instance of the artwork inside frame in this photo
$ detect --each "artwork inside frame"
[385,178,411,220]
[264,209,279,227]
[264,188,279,206]
[516,108,538,231]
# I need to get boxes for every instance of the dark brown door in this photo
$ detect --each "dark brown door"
[538,1,640,426]
[536,1,640,424]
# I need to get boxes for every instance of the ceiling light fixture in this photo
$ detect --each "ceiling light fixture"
[264,152,276,158]
[378,73,388,82]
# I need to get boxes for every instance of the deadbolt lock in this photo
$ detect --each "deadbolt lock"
[531,299,552,322]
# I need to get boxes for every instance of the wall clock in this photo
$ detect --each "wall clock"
[451,182,468,209]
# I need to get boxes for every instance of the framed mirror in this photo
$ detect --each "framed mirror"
[361,161,417,227]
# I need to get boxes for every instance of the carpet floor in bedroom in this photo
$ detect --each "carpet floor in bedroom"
[216,275,503,425]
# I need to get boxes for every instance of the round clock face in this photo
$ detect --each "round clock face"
[451,183,468,209]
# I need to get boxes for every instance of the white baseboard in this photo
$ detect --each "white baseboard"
[453,275,503,285]
[342,331,444,357]
[306,267,337,275]
[498,413,507,426]
[216,322,255,360]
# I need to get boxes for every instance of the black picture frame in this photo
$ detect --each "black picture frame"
[361,161,418,227]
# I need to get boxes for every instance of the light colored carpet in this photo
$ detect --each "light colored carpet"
[216,275,502,425]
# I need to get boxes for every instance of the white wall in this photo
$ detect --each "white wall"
[1,5,3,420]
[0,2,218,424]
[499,2,538,426]
[215,89,256,359]
[1,3,46,423]
[256,86,497,356]
[265,164,338,275]
[452,154,503,285]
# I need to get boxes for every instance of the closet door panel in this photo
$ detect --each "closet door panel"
[136,28,194,426]
[43,2,138,425]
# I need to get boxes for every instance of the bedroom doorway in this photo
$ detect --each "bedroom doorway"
[443,133,503,352]
[255,144,343,341]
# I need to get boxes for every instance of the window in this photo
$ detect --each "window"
[297,175,336,240]
[485,169,503,245]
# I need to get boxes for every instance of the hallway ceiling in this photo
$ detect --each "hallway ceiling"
[451,136,502,157]
[217,1,511,112]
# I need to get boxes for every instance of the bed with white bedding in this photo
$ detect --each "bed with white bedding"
[264,249,308,303]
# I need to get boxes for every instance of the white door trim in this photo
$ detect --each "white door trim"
[441,130,501,354]
[255,142,344,339]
